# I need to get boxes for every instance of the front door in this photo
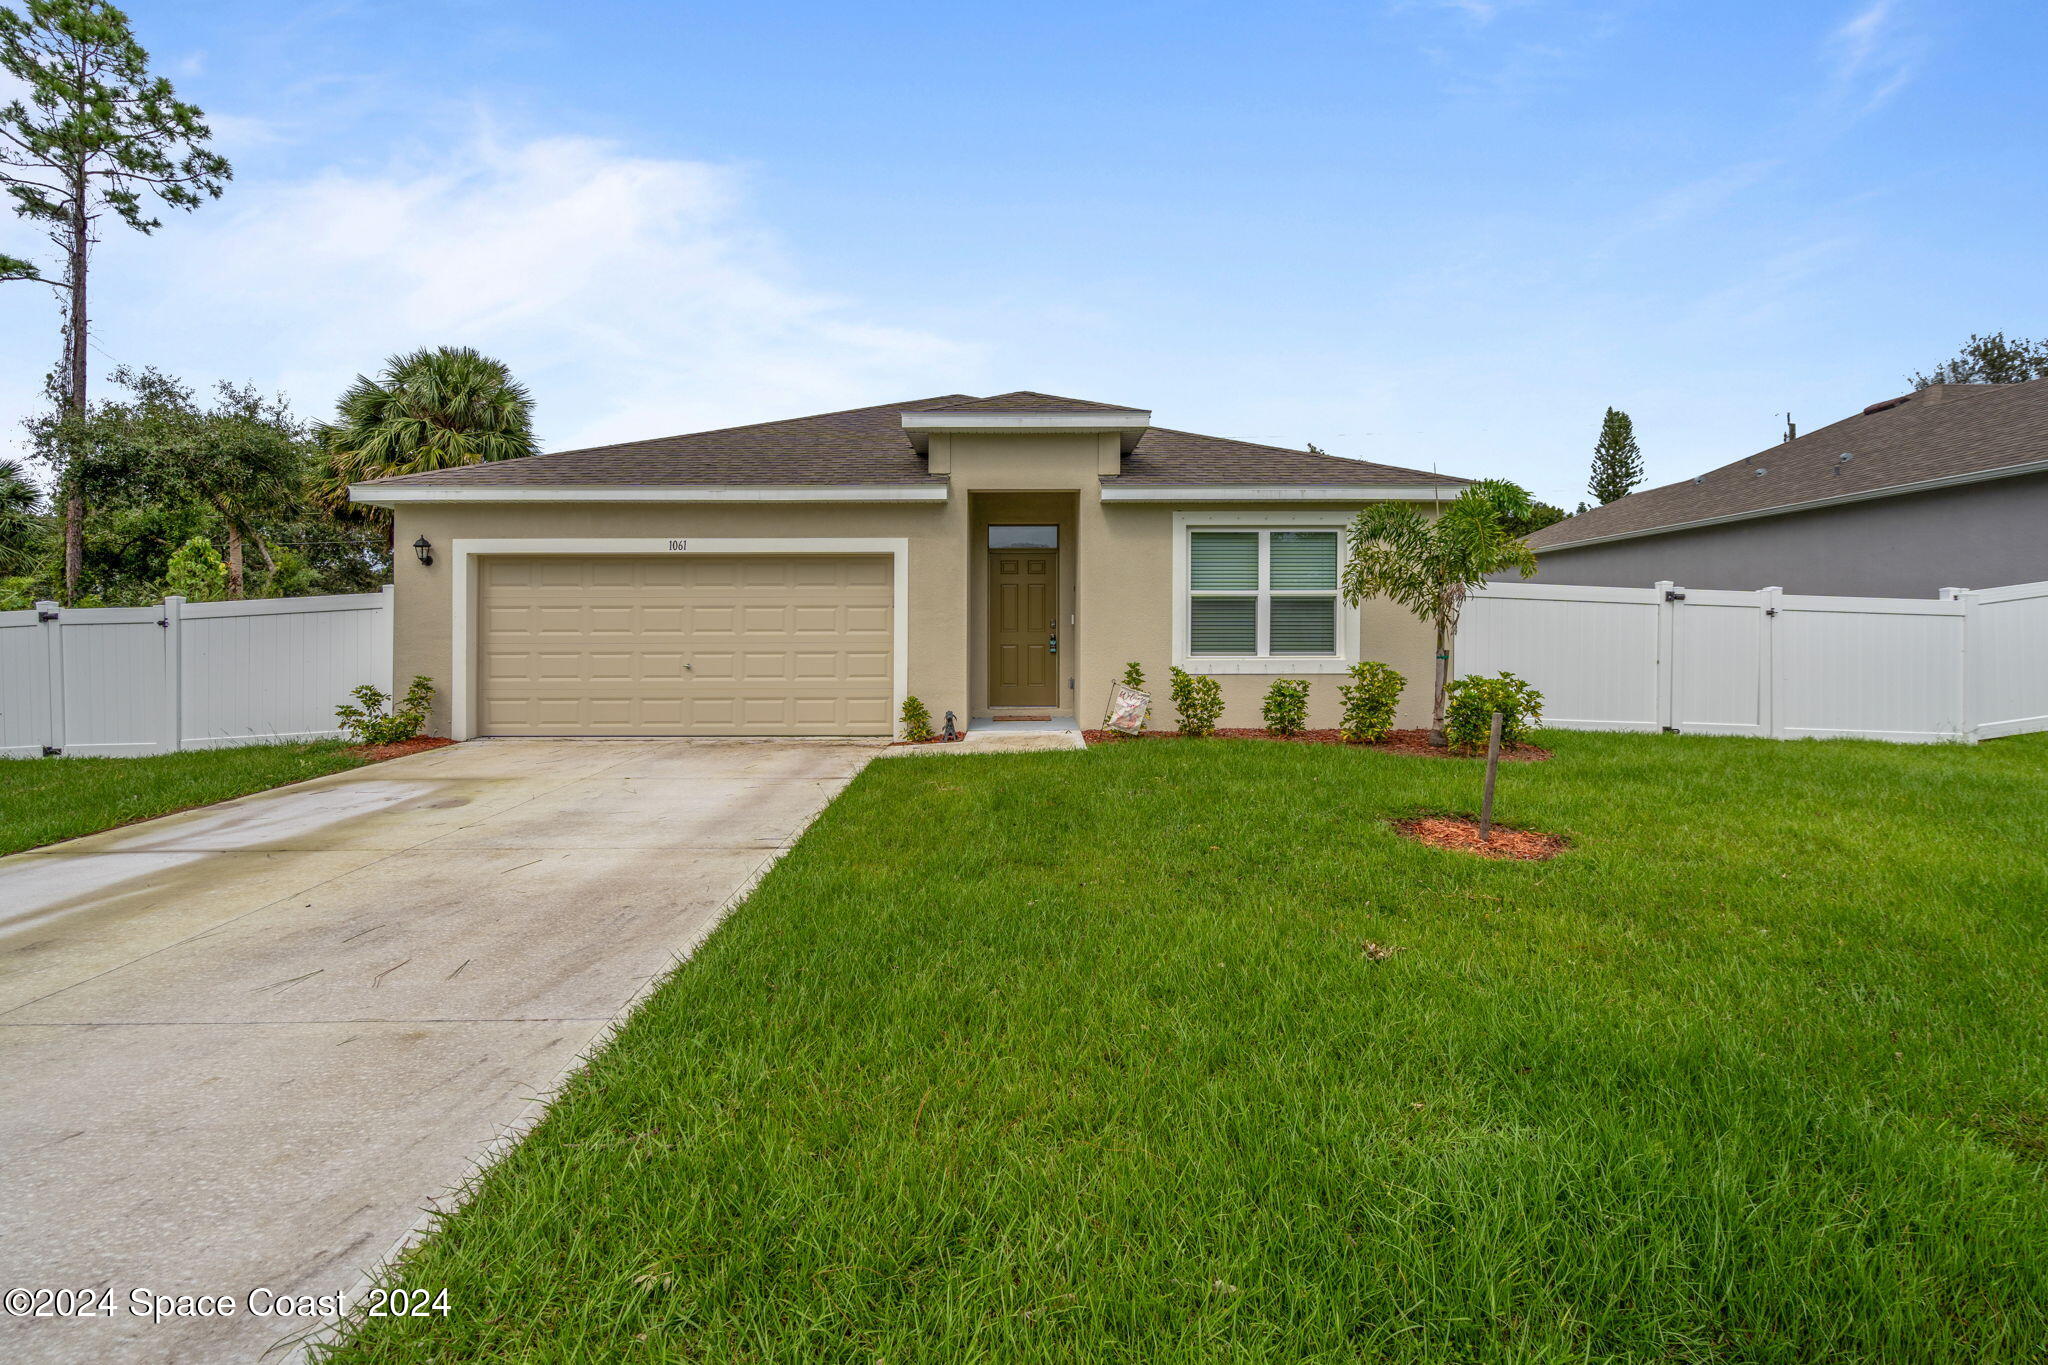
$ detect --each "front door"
[988,549,1058,707]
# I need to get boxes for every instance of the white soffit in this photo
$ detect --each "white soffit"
[1101,484,1457,502]
[350,484,950,506]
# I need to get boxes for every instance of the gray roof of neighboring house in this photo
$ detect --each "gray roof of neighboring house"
[1528,380,2048,550]
[358,394,1468,489]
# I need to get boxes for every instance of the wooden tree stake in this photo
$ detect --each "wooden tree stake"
[1479,710,1504,841]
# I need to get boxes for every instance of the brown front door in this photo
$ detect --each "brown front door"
[988,549,1058,707]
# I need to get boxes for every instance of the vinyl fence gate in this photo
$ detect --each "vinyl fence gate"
[1454,578,2048,745]
[0,587,395,759]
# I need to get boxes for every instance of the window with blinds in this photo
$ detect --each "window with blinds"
[1187,529,1340,657]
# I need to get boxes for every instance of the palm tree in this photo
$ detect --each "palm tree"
[0,457,45,576]
[1341,480,1540,745]
[316,346,538,527]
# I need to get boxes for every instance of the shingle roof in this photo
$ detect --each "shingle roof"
[363,396,969,487]
[1528,380,2048,550]
[1114,427,1453,486]
[923,390,1147,413]
[359,392,1471,490]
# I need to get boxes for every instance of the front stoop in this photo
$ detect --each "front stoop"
[878,721,1086,757]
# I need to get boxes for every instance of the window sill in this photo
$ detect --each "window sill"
[1176,656,1353,675]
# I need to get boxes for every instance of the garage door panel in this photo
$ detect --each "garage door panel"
[845,650,891,682]
[478,555,892,736]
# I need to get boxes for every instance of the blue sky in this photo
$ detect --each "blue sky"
[3,0,2045,506]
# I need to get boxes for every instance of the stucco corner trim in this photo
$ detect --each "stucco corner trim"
[445,536,911,741]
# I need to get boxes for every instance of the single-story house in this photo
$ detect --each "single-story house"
[350,392,1472,738]
[1521,378,2048,598]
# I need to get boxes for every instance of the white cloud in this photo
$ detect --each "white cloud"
[3,125,977,456]
[1825,1,1917,114]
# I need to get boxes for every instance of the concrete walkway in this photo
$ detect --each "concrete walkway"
[0,738,875,1363]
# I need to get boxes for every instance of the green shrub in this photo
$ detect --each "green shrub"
[1337,661,1405,743]
[1168,666,1224,737]
[1261,679,1311,737]
[1443,671,1544,751]
[899,695,935,742]
[335,674,436,746]
[162,535,227,602]
[1120,661,1145,689]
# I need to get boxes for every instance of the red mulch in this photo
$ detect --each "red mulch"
[887,735,969,747]
[1393,816,1568,861]
[1082,727,1551,762]
[348,736,457,762]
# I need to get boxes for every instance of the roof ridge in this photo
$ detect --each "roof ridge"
[923,390,1148,413]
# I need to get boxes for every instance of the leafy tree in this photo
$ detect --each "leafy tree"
[1503,500,1568,538]
[0,0,231,600]
[1588,407,1643,505]
[1342,480,1539,745]
[316,346,539,531]
[161,533,225,601]
[1910,332,2048,388]
[19,368,375,604]
[97,367,305,597]
[0,457,43,575]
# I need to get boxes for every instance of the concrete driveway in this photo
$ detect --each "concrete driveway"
[0,737,874,1363]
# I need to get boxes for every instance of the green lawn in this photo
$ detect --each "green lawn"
[328,732,2048,1364]
[0,741,371,855]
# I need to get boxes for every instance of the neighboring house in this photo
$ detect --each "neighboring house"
[350,392,1471,738]
[1521,379,2048,598]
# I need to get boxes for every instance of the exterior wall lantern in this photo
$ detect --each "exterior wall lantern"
[412,535,434,567]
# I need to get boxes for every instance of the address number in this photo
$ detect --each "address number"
[667,539,688,551]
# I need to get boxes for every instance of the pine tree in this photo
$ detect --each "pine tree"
[0,0,233,601]
[1588,408,1643,505]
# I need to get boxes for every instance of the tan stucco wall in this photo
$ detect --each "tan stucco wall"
[1078,503,1438,732]
[390,430,1441,737]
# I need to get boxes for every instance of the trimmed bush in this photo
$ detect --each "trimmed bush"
[1337,661,1405,743]
[335,674,435,746]
[1261,679,1311,737]
[1168,666,1224,738]
[1120,661,1146,690]
[899,695,936,743]
[1443,671,1544,751]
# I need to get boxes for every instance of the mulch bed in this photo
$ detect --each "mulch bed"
[348,736,457,762]
[1393,816,1568,861]
[1082,728,1551,762]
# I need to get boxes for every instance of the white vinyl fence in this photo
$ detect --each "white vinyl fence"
[1455,578,2048,745]
[0,587,394,759]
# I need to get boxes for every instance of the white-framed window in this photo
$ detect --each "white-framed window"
[1174,513,1358,673]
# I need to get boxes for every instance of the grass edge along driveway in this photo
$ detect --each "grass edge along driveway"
[0,741,373,856]
[327,731,2048,1364]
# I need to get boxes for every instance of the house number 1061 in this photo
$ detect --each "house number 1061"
[667,539,688,551]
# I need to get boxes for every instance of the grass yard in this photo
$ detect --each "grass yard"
[329,731,2048,1364]
[0,741,372,856]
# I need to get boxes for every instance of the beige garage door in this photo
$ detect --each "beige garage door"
[478,555,893,736]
